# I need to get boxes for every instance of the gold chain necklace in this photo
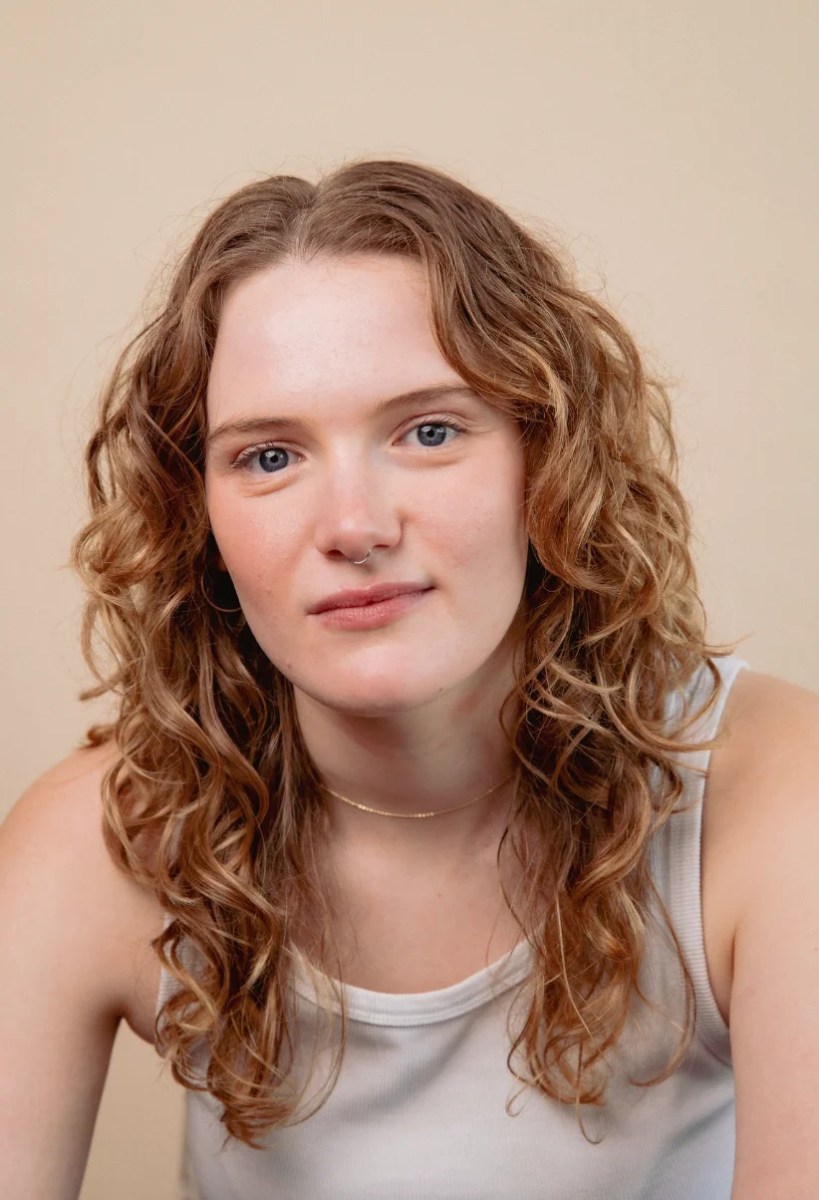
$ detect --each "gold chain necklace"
[322,770,517,819]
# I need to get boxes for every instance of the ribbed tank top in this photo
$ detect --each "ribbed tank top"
[155,654,750,1199]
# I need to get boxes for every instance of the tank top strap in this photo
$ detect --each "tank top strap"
[648,652,751,1063]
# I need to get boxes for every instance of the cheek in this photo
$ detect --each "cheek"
[207,491,298,586]
[434,463,526,572]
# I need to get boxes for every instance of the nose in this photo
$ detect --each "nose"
[312,459,403,564]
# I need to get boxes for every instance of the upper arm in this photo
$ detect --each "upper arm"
[0,744,143,1200]
[721,674,819,1198]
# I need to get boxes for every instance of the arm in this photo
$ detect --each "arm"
[0,745,141,1200]
[716,673,819,1198]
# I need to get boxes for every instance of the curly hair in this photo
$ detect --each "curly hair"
[71,157,738,1148]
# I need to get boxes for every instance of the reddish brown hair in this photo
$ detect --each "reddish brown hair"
[72,158,737,1146]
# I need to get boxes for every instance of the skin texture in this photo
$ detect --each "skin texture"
[205,253,529,863]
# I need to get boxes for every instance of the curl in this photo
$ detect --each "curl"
[71,157,740,1146]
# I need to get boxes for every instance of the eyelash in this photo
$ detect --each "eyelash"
[229,418,467,473]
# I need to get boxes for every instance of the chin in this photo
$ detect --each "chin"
[303,678,440,717]
[292,656,473,717]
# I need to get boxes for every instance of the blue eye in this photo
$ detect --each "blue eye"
[414,422,457,448]
[256,447,289,474]
[231,445,292,474]
[231,418,464,474]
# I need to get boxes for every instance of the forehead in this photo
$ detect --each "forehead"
[207,255,454,419]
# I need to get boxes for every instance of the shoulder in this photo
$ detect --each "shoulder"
[704,667,819,1191]
[0,745,167,1189]
[714,664,819,769]
[1,742,165,1026]
[704,665,819,937]
[705,665,819,851]
[5,741,127,886]
[8,740,118,829]
[3,741,120,883]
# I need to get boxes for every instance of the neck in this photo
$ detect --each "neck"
[292,658,522,853]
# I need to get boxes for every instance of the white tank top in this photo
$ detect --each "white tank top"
[155,654,750,1199]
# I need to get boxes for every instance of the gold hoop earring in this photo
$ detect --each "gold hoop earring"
[200,571,243,615]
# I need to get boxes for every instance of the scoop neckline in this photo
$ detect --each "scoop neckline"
[290,937,535,1027]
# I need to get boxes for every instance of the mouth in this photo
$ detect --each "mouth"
[310,582,431,615]
[311,587,434,630]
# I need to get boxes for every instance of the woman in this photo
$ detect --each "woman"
[1,159,817,1199]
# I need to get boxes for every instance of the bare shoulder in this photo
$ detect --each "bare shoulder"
[8,742,124,862]
[705,669,819,1189]
[707,665,819,819]
[705,665,819,883]
[719,663,819,733]
[2,742,165,1042]
[700,667,819,1026]
[0,745,168,1192]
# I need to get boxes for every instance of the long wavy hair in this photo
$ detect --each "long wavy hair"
[72,157,738,1148]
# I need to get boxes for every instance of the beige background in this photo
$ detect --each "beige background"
[1,1,816,1196]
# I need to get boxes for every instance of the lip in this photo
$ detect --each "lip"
[312,588,433,630]
[308,582,431,615]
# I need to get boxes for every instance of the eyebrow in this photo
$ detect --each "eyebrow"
[206,384,478,449]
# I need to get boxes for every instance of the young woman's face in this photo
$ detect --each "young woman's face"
[205,253,529,717]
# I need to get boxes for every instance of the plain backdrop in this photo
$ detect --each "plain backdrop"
[1,1,816,1196]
